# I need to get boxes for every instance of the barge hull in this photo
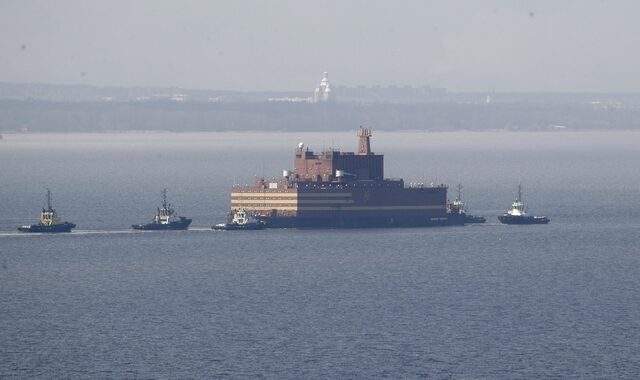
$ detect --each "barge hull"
[259,215,461,229]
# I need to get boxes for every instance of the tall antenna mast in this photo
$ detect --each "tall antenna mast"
[517,183,522,202]
[46,188,52,210]
[162,188,168,208]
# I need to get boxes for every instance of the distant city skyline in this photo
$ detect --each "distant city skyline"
[2,1,639,93]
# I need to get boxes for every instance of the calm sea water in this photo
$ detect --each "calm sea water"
[1,131,640,378]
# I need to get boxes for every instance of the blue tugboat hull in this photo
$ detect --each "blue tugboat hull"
[465,215,487,223]
[498,215,549,224]
[212,222,265,231]
[132,218,192,230]
[18,222,76,233]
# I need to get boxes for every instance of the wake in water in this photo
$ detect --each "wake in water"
[0,227,214,238]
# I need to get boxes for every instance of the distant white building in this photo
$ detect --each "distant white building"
[313,72,333,103]
[171,94,187,102]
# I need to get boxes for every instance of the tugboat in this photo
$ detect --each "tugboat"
[18,189,76,233]
[132,189,192,230]
[212,208,265,231]
[449,184,486,224]
[498,184,550,224]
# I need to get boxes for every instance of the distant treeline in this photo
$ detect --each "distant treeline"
[1,99,639,132]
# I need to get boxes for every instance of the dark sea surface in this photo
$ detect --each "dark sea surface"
[1,131,640,378]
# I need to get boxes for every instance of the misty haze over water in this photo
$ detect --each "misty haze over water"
[3,1,640,133]
[2,1,640,92]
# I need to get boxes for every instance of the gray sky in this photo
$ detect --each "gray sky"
[1,0,639,92]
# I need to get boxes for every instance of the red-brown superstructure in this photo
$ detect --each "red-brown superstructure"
[230,128,463,228]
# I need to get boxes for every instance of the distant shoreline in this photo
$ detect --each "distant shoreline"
[2,99,639,133]
[3,129,640,136]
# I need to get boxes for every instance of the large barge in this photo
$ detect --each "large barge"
[230,128,464,228]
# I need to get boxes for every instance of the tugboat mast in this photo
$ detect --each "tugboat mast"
[46,188,52,211]
[161,188,168,209]
[517,183,523,202]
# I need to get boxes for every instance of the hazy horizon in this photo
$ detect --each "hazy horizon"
[2,1,639,93]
